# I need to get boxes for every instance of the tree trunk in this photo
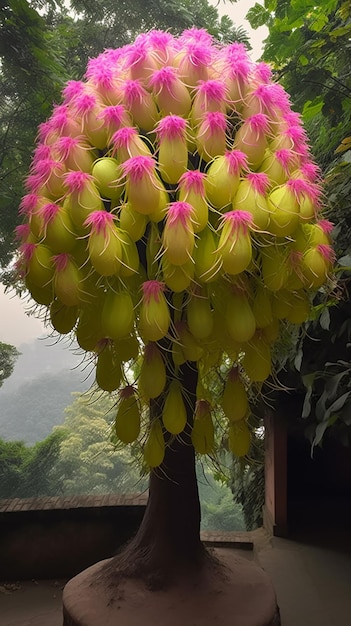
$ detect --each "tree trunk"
[100,359,206,589]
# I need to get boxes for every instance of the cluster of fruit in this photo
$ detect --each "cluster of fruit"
[16,28,334,466]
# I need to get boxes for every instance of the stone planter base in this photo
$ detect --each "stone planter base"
[63,549,280,626]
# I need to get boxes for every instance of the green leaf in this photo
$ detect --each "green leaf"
[302,99,324,122]
[327,391,351,415]
[246,4,271,29]
[299,54,309,66]
[320,307,330,330]
[310,13,328,32]
[312,420,330,448]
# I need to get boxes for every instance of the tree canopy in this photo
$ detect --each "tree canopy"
[0,0,249,270]
[0,341,20,388]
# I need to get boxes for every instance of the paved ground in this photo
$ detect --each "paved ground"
[1,528,351,626]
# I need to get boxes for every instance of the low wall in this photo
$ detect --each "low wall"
[0,494,147,580]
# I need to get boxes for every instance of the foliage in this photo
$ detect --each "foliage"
[53,392,145,494]
[0,342,20,388]
[0,430,65,497]
[247,0,351,448]
[230,424,265,530]
[0,0,67,269]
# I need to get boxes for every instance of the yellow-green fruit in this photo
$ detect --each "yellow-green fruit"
[119,203,147,242]
[92,157,122,201]
[162,380,187,435]
[271,291,292,320]
[138,287,170,342]
[113,334,139,362]
[267,184,300,237]
[25,274,53,306]
[144,419,165,468]
[205,155,240,208]
[119,230,140,278]
[262,317,280,343]
[95,343,122,392]
[187,295,214,340]
[176,322,203,362]
[285,291,310,324]
[242,333,271,382]
[88,228,122,276]
[191,401,214,455]
[138,344,166,400]
[101,290,135,339]
[194,227,221,283]
[302,247,330,289]
[253,287,273,328]
[75,303,104,352]
[218,221,252,276]
[50,299,78,334]
[115,388,140,443]
[26,244,55,287]
[221,369,248,422]
[162,257,194,292]
[54,258,82,306]
[44,205,76,253]
[225,292,256,343]
[228,419,251,457]
[261,246,290,292]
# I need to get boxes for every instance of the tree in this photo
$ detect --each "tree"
[12,21,339,625]
[0,342,20,388]
[0,431,64,497]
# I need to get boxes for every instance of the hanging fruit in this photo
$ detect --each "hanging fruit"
[15,27,336,468]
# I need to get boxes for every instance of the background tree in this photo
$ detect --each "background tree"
[0,430,64,497]
[0,341,20,388]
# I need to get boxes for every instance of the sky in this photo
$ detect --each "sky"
[0,0,267,349]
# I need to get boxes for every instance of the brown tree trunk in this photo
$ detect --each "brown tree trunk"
[100,359,206,589]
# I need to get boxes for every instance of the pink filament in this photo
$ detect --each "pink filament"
[222,210,253,234]
[246,172,270,195]
[317,220,334,234]
[64,171,92,193]
[84,210,114,233]
[15,224,31,241]
[225,150,248,175]
[53,253,70,272]
[42,203,60,224]
[202,111,227,135]
[317,244,335,262]
[196,79,226,103]
[20,242,36,262]
[178,170,205,194]
[156,115,187,140]
[142,280,166,303]
[121,155,156,181]
[62,80,86,103]
[167,201,193,227]
[149,66,178,92]
[245,113,270,134]
[19,194,40,216]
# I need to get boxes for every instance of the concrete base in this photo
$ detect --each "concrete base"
[62,549,280,626]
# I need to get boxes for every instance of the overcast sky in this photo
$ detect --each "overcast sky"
[0,0,267,348]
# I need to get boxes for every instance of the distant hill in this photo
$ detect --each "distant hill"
[0,338,93,444]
